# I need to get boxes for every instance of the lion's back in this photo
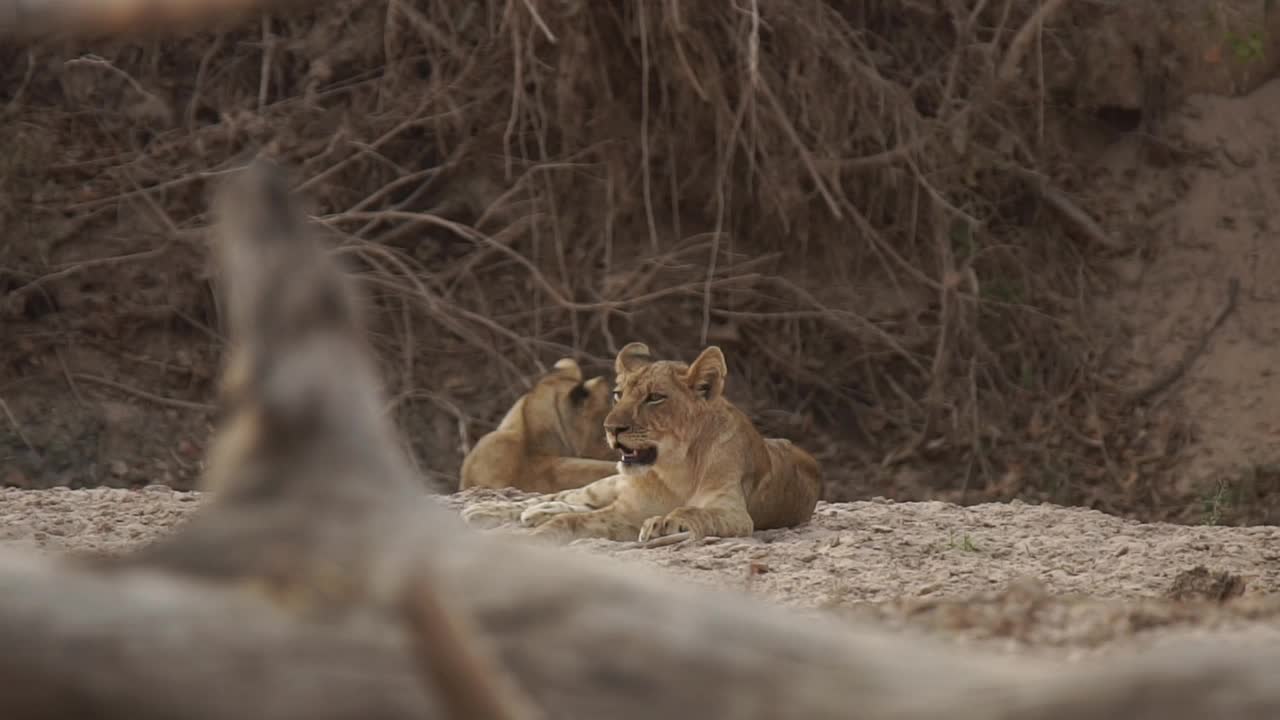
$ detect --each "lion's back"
[744,435,824,530]
[459,429,523,490]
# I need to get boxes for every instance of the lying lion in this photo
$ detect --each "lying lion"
[459,358,617,493]
[462,342,824,543]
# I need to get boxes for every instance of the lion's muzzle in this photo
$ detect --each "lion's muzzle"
[607,428,659,467]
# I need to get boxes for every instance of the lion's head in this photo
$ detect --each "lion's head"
[518,357,614,461]
[603,342,728,475]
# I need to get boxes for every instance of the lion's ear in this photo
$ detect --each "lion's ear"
[685,346,726,400]
[552,357,583,382]
[615,342,655,375]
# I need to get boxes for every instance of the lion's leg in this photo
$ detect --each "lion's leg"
[528,474,679,543]
[536,457,619,493]
[518,474,627,526]
[462,474,626,529]
[638,486,754,543]
[458,500,529,529]
[529,506,644,543]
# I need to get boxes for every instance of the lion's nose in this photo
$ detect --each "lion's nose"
[605,422,630,435]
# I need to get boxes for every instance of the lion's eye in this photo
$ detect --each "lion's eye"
[645,393,666,404]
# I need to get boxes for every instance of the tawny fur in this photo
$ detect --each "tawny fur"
[462,342,824,543]
[459,359,616,493]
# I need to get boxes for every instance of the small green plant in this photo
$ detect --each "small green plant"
[1225,30,1266,63]
[981,279,1024,304]
[1201,479,1235,526]
[1019,363,1037,390]
[948,533,981,553]
[949,219,976,261]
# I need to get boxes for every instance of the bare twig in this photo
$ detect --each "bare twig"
[54,347,86,407]
[997,0,1071,85]
[0,396,34,452]
[1009,166,1128,253]
[256,14,273,112]
[2,48,35,112]
[517,0,555,43]
[637,3,660,253]
[5,245,171,301]
[71,373,213,412]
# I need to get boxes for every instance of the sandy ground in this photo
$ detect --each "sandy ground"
[5,484,1277,661]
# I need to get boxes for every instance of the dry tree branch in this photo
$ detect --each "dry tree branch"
[517,0,555,43]
[256,13,274,112]
[997,0,1071,85]
[185,31,226,129]
[883,203,960,467]
[5,244,172,301]
[757,78,842,219]
[637,3,661,253]
[72,372,215,411]
[0,396,35,452]
[1006,165,1128,253]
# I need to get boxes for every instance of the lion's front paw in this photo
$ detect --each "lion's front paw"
[460,501,524,529]
[638,509,704,543]
[519,501,588,527]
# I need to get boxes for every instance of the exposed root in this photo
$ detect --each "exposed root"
[1009,166,1129,253]
[1123,277,1241,405]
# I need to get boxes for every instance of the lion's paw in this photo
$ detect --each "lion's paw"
[519,501,589,527]
[460,501,525,529]
[638,510,701,543]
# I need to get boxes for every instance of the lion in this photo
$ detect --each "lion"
[461,341,824,544]
[458,358,618,493]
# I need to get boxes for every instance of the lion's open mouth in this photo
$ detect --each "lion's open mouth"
[616,441,658,466]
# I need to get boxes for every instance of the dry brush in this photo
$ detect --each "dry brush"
[0,0,1174,513]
